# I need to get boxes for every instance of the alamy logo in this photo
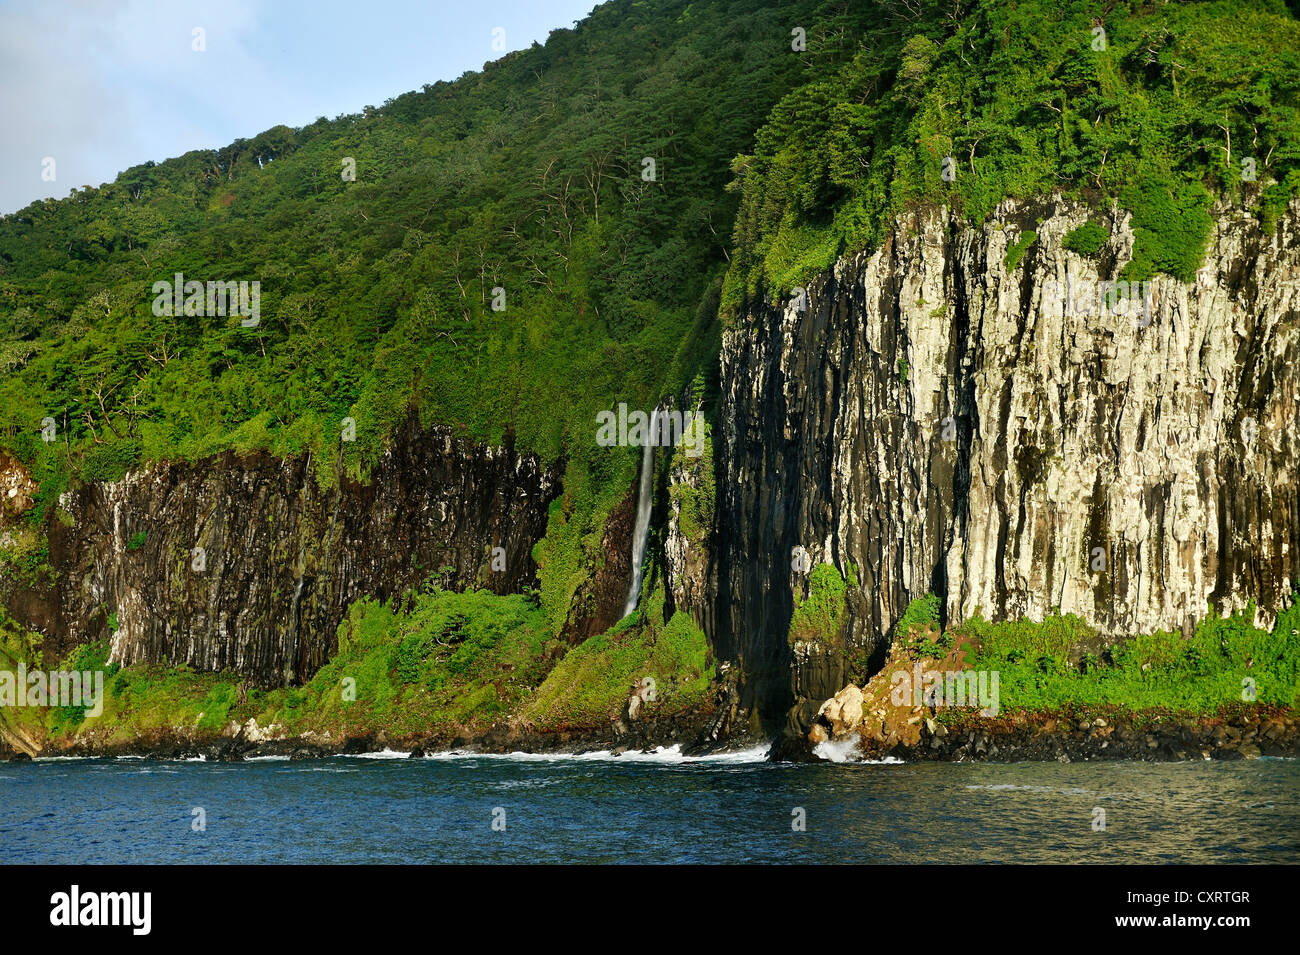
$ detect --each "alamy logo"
[49,885,151,935]
[152,272,260,326]
[1041,277,1154,327]
[0,664,104,717]
[890,664,1000,716]
[596,403,704,457]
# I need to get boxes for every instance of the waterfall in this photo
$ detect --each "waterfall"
[623,407,658,617]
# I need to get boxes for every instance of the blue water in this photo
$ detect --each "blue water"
[3,748,1298,863]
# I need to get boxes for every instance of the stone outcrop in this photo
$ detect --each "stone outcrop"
[715,196,1300,741]
[813,684,864,739]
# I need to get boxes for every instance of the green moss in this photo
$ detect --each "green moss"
[789,562,858,647]
[521,594,714,731]
[254,586,559,738]
[670,421,715,542]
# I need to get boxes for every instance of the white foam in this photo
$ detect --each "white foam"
[813,737,903,764]
[418,743,772,764]
[343,748,410,760]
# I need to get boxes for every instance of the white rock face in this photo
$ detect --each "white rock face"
[716,196,1299,715]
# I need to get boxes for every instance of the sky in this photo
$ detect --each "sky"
[0,0,599,215]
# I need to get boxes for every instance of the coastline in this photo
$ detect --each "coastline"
[6,704,1296,763]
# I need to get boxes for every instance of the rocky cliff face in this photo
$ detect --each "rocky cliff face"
[10,419,558,686]
[715,196,1300,738]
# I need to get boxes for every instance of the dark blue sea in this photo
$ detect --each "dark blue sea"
[4,747,1298,863]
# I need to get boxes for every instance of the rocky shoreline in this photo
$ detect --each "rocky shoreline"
[787,635,1300,763]
[8,704,1297,763]
[845,707,1300,762]
[1,707,729,762]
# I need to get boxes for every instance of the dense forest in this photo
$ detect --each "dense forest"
[3,0,1297,492]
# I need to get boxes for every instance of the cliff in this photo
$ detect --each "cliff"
[4,418,558,687]
[715,197,1300,742]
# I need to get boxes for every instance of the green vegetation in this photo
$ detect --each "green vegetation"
[724,0,1300,312]
[963,596,1300,712]
[17,577,710,745]
[668,416,715,543]
[789,562,858,645]
[895,592,942,642]
[521,581,713,730]
[253,585,559,737]
[1063,220,1109,256]
[6,585,1296,749]
[0,0,850,493]
[1003,230,1038,272]
[0,608,47,748]
[0,527,55,588]
[19,587,556,745]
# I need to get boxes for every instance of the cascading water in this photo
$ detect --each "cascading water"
[623,407,658,617]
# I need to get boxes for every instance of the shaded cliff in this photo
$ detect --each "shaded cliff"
[715,197,1300,739]
[8,419,559,686]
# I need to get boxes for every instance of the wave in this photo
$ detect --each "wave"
[417,743,773,764]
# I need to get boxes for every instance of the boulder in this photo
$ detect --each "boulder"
[816,685,864,737]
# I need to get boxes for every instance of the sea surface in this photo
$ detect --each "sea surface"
[4,747,1298,863]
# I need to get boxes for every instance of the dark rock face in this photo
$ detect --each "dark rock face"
[25,418,559,686]
[715,197,1300,738]
[561,485,637,643]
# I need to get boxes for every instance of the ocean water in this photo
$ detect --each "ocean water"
[3,748,1297,864]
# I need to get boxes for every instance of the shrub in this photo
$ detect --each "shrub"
[1063,221,1108,256]
[895,593,941,641]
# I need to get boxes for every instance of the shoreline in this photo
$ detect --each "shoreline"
[839,706,1300,763]
[7,705,1297,764]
